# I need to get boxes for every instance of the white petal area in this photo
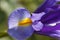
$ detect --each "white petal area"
[32,21,43,31]
[31,12,46,22]
[56,21,60,24]
[56,30,60,34]
[8,12,20,29]
[50,34,60,37]
[48,21,60,26]
[8,8,31,29]
[8,19,18,29]
[56,0,60,2]
[48,23,56,26]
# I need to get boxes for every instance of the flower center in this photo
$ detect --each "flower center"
[18,18,32,27]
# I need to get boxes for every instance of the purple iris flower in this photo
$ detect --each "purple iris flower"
[8,0,60,40]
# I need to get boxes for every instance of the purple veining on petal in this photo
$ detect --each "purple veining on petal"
[34,0,57,13]
[32,21,43,31]
[41,4,60,24]
[8,8,34,40]
[35,23,60,38]
[32,0,60,39]
[31,12,45,31]
[50,30,60,38]
[44,4,60,13]
[8,8,31,29]
[31,12,45,22]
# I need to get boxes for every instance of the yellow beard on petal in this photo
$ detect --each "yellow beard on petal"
[18,18,32,27]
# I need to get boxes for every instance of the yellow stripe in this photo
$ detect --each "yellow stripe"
[18,18,32,27]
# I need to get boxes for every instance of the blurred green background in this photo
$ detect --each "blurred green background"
[0,0,57,40]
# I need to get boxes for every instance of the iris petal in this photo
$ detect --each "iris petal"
[32,21,43,31]
[34,0,57,13]
[8,8,34,40]
[50,30,60,38]
[31,12,45,22]
[8,26,34,40]
[41,4,60,24]
[8,8,31,29]
[35,23,60,38]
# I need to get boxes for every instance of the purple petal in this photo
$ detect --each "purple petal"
[32,21,43,31]
[8,8,34,40]
[31,12,45,31]
[8,26,34,40]
[8,8,31,29]
[31,12,45,22]
[41,4,60,24]
[35,23,60,38]
[50,30,60,38]
[34,0,57,13]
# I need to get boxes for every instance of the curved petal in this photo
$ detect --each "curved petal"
[41,4,60,24]
[8,8,34,40]
[34,0,57,13]
[35,23,60,38]
[31,12,45,22]
[50,30,60,38]
[31,12,45,31]
[32,21,43,31]
[8,26,34,40]
[8,8,31,29]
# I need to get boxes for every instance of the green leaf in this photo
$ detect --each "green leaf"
[0,36,12,40]
[0,8,7,33]
[0,34,14,40]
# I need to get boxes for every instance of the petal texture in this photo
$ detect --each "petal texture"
[8,8,34,40]
[8,8,31,29]
[41,4,60,24]
[8,26,34,40]
[31,12,45,31]
[34,0,57,13]
[35,23,60,38]
[50,30,60,38]
[31,12,45,22]
[32,21,43,31]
